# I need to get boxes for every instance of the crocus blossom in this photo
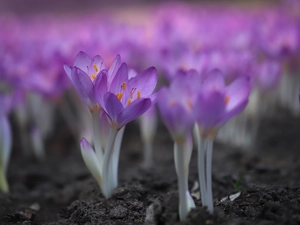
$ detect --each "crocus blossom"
[158,70,200,221]
[66,52,158,198]
[64,51,121,111]
[195,69,251,134]
[194,69,251,214]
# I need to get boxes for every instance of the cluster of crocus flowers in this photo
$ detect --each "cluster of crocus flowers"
[64,51,158,198]
[158,69,251,220]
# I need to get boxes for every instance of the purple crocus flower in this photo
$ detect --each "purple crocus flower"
[255,60,281,92]
[194,69,251,214]
[64,51,121,111]
[195,69,251,134]
[158,70,200,221]
[158,70,200,141]
[95,62,158,130]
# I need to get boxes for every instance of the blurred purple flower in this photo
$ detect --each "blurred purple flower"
[158,70,200,141]
[195,69,251,133]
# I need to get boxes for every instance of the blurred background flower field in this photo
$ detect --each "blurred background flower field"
[0,0,300,224]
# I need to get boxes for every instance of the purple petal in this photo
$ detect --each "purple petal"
[256,60,281,91]
[103,92,124,124]
[80,138,94,152]
[195,91,226,130]
[128,67,158,97]
[110,63,128,93]
[158,88,193,138]
[92,55,105,73]
[116,98,151,128]
[224,76,251,119]
[63,65,72,81]
[73,51,92,74]
[202,69,226,92]
[95,71,108,108]
[108,54,121,85]
[71,67,95,106]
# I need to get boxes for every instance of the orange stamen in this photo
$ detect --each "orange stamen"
[127,99,132,105]
[137,90,141,99]
[225,95,230,104]
[116,92,123,101]
[93,64,99,73]
[91,73,96,80]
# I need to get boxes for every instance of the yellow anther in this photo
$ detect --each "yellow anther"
[116,92,123,101]
[91,73,96,80]
[121,82,126,91]
[127,99,132,105]
[225,95,230,104]
[137,90,141,99]
[93,64,99,73]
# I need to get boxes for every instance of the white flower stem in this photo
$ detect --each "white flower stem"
[0,166,9,193]
[205,137,214,214]
[101,127,118,198]
[92,111,104,169]
[143,141,152,168]
[197,132,207,208]
[110,126,125,190]
[174,140,189,221]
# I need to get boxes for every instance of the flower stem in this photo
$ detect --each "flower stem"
[143,141,152,168]
[197,129,207,208]
[205,137,214,214]
[92,111,104,169]
[101,127,118,198]
[0,167,9,193]
[110,126,125,190]
[174,141,189,221]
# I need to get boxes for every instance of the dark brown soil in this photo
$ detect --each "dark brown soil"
[1,108,300,225]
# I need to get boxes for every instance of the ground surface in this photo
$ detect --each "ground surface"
[1,109,300,225]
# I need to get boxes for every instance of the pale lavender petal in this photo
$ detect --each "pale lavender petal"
[71,67,95,105]
[63,65,72,81]
[73,51,91,74]
[128,67,158,97]
[95,71,108,108]
[80,138,102,184]
[257,60,281,91]
[195,91,226,129]
[202,69,226,92]
[107,54,121,86]
[92,55,104,72]
[110,63,128,93]
[158,88,193,138]
[225,76,251,113]
[103,92,124,124]
[116,98,151,128]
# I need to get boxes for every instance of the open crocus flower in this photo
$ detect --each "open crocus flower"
[194,69,251,214]
[78,57,158,199]
[64,51,121,111]
[195,69,251,134]
[158,70,200,141]
[158,70,200,221]
[95,63,157,130]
